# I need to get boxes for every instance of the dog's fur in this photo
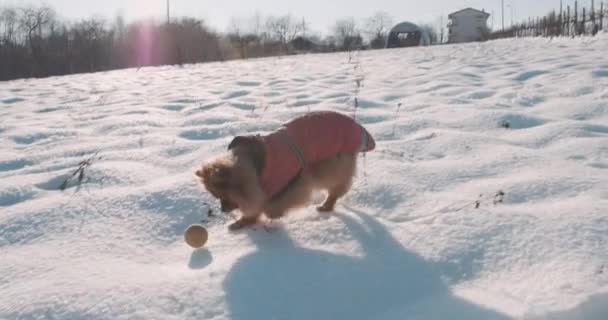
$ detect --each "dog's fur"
[196,130,359,231]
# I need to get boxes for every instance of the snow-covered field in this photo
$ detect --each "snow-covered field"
[1,34,607,320]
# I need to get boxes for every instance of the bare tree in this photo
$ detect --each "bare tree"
[17,4,56,76]
[113,14,126,41]
[227,17,255,58]
[365,11,393,49]
[173,17,220,63]
[266,14,302,52]
[435,15,446,44]
[250,12,264,39]
[419,24,438,44]
[72,17,110,71]
[1,7,19,45]
[18,4,55,41]
[333,17,362,50]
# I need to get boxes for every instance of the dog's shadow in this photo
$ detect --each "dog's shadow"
[222,207,511,320]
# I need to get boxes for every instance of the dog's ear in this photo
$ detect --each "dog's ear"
[228,136,254,150]
[228,135,265,176]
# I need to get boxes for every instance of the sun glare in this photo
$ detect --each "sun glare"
[129,0,165,20]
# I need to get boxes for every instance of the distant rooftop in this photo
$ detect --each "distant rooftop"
[448,7,491,18]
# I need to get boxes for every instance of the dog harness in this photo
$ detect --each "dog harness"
[259,111,376,198]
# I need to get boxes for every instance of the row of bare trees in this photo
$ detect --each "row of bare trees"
[0,3,441,81]
[226,13,310,59]
[224,11,398,58]
[0,4,226,80]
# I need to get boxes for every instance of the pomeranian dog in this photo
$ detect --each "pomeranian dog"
[195,111,375,230]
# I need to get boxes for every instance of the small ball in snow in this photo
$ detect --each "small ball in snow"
[184,224,208,248]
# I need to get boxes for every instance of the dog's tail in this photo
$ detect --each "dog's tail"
[358,125,376,153]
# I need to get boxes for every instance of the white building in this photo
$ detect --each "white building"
[447,8,490,43]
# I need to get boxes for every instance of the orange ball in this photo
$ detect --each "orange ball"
[184,224,208,248]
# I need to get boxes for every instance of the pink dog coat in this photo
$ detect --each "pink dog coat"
[259,111,375,198]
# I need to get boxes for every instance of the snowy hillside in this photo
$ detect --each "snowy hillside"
[1,34,607,320]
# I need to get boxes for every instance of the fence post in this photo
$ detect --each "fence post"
[601,2,604,30]
[559,2,563,35]
[566,5,570,37]
[581,7,587,35]
[575,1,579,35]
[552,10,557,36]
[592,0,596,28]
[582,7,586,34]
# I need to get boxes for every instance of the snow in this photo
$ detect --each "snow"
[1,34,607,320]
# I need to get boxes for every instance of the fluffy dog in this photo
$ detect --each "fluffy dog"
[195,111,375,230]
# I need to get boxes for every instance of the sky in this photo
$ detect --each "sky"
[1,0,584,34]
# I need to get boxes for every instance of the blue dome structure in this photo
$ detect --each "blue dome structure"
[386,22,430,48]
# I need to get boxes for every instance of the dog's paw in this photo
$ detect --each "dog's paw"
[228,218,257,231]
[228,221,246,231]
[316,205,334,213]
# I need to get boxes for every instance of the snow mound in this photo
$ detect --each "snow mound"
[1,35,607,319]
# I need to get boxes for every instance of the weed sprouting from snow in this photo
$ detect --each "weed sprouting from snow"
[95,94,109,106]
[199,203,218,222]
[199,202,240,227]
[347,50,370,182]
[251,102,271,119]
[493,190,505,205]
[352,74,363,121]
[348,49,365,121]
[59,152,102,192]
[378,149,406,159]
[392,102,403,136]
[449,190,507,213]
